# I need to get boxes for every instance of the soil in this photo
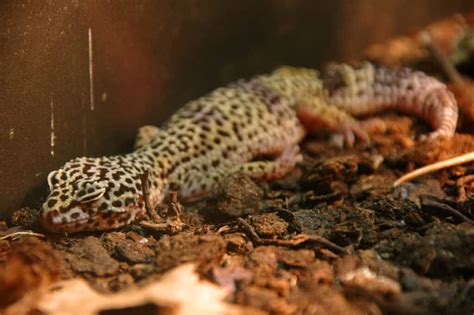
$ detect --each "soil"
[1,119,474,314]
[1,14,474,315]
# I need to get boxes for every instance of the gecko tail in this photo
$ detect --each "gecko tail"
[323,62,458,140]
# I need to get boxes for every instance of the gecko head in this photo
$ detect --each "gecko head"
[40,157,147,233]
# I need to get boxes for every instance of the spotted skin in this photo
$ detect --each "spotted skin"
[40,62,458,232]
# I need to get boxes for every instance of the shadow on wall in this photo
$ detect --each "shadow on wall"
[0,0,471,217]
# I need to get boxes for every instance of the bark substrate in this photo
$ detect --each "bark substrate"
[2,13,474,313]
[1,122,474,314]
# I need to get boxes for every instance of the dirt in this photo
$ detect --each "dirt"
[1,120,473,314]
[2,15,474,315]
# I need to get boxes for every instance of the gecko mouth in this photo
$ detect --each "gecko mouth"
[40,207,143,233]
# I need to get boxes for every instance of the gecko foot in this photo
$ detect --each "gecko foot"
[329,121,370,148]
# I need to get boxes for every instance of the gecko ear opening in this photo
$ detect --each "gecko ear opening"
[47,170,60,191]
[77,188,107,203]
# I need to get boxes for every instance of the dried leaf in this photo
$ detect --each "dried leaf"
[6,263,256,315]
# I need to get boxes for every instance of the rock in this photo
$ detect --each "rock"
[209,173,264,217]
[65,237,119,276]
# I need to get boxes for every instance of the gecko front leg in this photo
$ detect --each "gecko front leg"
[230,145,303,181]
[179,145,302,202]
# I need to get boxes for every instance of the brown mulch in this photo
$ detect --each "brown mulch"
[2,13,474,315]
[2,115,473,314]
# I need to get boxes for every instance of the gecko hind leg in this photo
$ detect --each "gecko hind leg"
[296,97,370,148]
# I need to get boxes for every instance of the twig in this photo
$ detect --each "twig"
[236,218,261,241]
[139,188,186,234]
[0,231,45,240]
[393,152,474,186]
[236,217,347,255]
[421,196,474,225]
[449,278,474,312]
[139,220,184,234]
[140,171,161,222]
[304,191,342,206]
[419,31,464,86]
[169,191,183,217]
[456,174,474,201]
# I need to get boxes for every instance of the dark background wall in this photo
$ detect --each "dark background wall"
[0,0,472,217]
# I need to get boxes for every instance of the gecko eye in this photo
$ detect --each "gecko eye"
[77,188,106,203]
[47,170,60,190]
